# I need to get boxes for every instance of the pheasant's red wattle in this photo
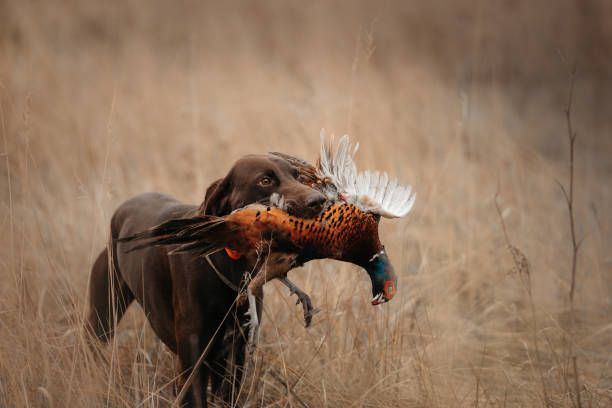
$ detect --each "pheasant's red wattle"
[224,247,242,260]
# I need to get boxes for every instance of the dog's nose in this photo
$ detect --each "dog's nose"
[305,193,326,214]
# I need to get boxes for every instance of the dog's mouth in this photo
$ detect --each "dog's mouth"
[266,193,326,219]
[268,193,288,212]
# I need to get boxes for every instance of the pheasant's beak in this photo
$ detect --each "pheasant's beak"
[371,279,397,305]
[366,250,398,306]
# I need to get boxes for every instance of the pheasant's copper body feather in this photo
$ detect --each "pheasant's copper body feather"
[225,203,381,265]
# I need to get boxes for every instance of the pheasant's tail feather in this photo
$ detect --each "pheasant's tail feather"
[167,241,222,257]
[117,217,207,243]
[118,216,238,254]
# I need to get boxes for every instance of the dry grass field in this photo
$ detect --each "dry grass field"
[1,1,611,406]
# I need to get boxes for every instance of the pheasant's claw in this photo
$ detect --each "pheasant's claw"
[280,278,318,327]
[304,307,321,328]
[293,289,316,327]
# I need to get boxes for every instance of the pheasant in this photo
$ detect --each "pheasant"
[121,133,416,347]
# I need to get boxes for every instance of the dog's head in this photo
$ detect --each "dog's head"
[200,154,326,218]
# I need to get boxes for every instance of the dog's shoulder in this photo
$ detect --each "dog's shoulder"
[111,192,197,238]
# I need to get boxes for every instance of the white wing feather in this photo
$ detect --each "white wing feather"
[318,130,416,218]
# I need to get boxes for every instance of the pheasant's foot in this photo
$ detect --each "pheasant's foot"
[242,288,259,353]
[280,278,319,327]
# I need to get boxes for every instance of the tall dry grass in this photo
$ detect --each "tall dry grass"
[1,1,611,406]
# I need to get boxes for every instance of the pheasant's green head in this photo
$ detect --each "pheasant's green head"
[364,248,397,305]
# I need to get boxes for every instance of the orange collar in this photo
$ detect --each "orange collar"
[224,247,242,260]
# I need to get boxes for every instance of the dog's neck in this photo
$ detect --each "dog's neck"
[205,249,263,293]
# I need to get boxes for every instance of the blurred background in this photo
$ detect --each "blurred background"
[1,1,611,406]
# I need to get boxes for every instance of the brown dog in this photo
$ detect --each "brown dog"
[85,154,326,407]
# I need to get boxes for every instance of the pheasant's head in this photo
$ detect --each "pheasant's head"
[363,248,397,305]
[315,133,414,304]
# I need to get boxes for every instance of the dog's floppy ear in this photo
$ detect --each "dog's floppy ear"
[199,177,232,215]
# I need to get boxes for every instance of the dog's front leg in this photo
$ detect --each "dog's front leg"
[175,318,219,408]
[176,339,209,407]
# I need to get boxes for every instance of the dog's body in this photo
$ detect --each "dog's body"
[86,154,326,407]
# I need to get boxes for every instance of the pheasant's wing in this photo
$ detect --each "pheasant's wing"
[317,131,359,196]
[317,130,416,218]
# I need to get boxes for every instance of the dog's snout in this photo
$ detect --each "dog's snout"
[306,193,326,213]
[284,191,326,218]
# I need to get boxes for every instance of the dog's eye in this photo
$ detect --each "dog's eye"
[258,176,273,187]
